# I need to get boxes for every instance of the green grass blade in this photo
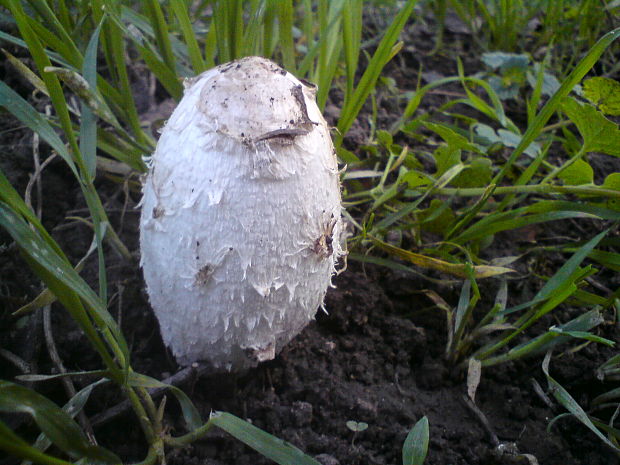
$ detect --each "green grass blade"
[80,19,103,183]
[119,6,193,76]
[456,58,516,132]
[592,387,620,407]
[342,0,362,102]
[6,0,79,156]
[127,372,202,432]
[0,381,120,464]
[0,420,73,465]
[598,353,620,379]
[170,0,207,73]
[213,1,230,62]
[452,279,472,348]
[297,10,344,77]
[453,202,619,244]
[301,0,314,59]
[0,202,129,376]
[477,280,577,362]
[0,25,159,121]
[480,309,604,366]
[503,228,610,315]
[0,169,68,258]
[107,12,183,99]
[445,184,496,240]
[551,330,614,346]
[139,44,184,99]
[315,0,329,94]
[143,0,177,75]
[455,210,591,244]
[55,0,72,32]
[374,163,465,230]
[474,230,609,362]
[278,0,295,72]
[543,352,620,452]
[97,131,148,172]
[17,371,109,382]
[370,235,513,279]
[336,0,418,144]
[241,0,263,56]
[92,0,146,145]
[80,20,108,303]
[392,76,462,132]
[24,0,80,59]
[22,16,78,65]
[0,30,67,66]
[28,379,109,457]
[261,0,278,57]
[203,11,217,68]
[215,0,244,60]
[348,252,456,285]
[210,412,322,465]
[0,80,76,175]
[314,0,347,108]
[231,0,244,59]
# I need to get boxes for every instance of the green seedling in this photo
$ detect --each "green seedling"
[346,420,368,446]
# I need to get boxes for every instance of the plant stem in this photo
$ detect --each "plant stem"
[124,386,157,445]
[137,386,161,431]
[415,183,620,199]
[164,420,215,448]
[0,441,73,465]
[480,333,556,367]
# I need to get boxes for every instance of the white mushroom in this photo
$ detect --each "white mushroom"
[139,56,344,370]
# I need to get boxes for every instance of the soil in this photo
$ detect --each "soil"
[1,8,619,465]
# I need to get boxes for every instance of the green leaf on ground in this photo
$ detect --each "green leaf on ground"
[376,129,393,148]
[418,199,456,234]
[527,63,561,97]
[474,123,541,158]
[425,122,482,154]
[452,158,493,188]
[482,52,529,73]
[402,416,429,465]
[602,172,620,211]
[433,145,461,177]
[559,159,594,185]
[602,172,620,190]
[583,76,620,115]
[346,421,369,432]
[562,97,620,156]
[402,170,432,189]
[481,52,529,100]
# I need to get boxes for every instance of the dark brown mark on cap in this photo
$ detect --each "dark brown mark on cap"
[290,84,315,129]
[300,78,317,90]
[255,128,310,144]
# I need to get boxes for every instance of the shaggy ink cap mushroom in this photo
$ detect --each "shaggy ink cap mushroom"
[140,56,344,370]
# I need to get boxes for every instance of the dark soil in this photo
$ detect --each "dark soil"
[1,9,619,465]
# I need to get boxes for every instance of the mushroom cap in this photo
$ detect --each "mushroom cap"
[140,56,343,370]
